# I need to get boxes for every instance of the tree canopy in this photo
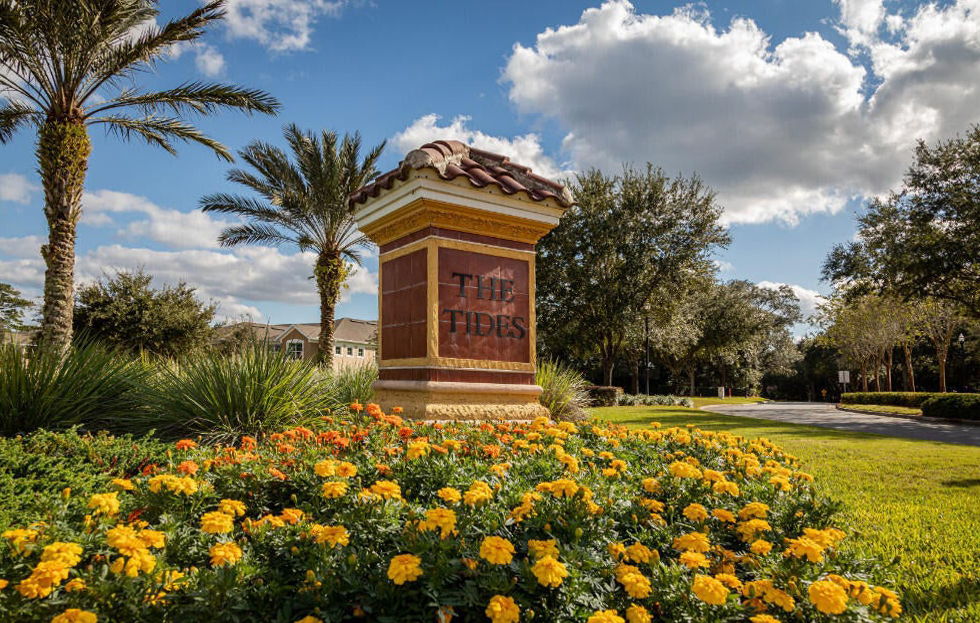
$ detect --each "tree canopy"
[0,282,32,333]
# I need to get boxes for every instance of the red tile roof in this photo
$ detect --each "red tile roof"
[350,140,574,208]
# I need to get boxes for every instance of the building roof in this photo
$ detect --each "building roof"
[349,140,574,208]
[216,318,376,345]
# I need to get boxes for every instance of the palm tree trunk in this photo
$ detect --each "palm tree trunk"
[38,120,91,351]
[314,252,347,367]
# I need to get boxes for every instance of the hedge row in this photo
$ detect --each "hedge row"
[921,394,980,421]
[841,392,944,407]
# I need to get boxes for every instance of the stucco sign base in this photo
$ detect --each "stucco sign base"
[373,380,551,421]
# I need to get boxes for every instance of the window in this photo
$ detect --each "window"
[335,345,341,355]
[347,347,353,356]
[285,341,303,360]
[357,348,364,357]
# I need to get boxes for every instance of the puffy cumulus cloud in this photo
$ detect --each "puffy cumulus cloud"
[82,189,232,249]
[501,0,980,225]
[0,238,377,321]
[0,173,37,204]
[392,114,569,181]
[193,44,226,77]
[222,0,350,52]
[757,280,827,322]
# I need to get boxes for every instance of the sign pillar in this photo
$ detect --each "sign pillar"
[351,140,572,420]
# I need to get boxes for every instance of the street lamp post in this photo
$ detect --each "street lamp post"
[958,333,966,391]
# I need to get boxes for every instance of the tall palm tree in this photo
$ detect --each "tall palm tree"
[0,0,280,350]
[201,124,384,367]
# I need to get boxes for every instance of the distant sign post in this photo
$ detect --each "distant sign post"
[838,370,850,394]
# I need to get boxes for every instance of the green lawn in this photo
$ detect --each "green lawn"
[594,405,980,623]
[839,403,923,416]
[689,395,768,408]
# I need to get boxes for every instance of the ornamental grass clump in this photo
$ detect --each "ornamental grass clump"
[0,405,900,622]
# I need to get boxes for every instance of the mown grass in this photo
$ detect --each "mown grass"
[594,405,980,623]
[689,395,767,408]
[839,403,923,416]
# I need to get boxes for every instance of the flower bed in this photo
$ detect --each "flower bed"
[0,405,899,622]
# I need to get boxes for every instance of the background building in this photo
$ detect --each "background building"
[214,318,376,369]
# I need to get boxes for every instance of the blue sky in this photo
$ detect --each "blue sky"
[2,0,978,331]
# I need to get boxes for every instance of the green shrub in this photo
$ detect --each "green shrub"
[584,385,622,407]
[131,345,337,444]
[328,362,378,406]
[841,392,944,407]
[921,394,980,420]
[618,394,695,408]
[536,361,590,420]
[0,428,169,530]
[0,341,150,436]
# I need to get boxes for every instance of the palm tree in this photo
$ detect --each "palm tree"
[0,0,280,350]
[201,124,384,367]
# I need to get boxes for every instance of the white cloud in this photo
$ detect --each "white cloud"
[0,173,37,204]
[713,260,735,273]
[0,235,43,258]
[222,0,350,52]
[497,0,980,225]
[757,280,827,321]
[82,189,232,249]
[193,44,226,77]
[392,114,569,181]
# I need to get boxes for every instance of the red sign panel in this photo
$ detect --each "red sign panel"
[437,247,530,363]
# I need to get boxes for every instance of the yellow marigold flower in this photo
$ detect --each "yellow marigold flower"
[608,541,626,559]
[702,469,724,482]
[105,526,145,556]
[535,478,579,498]
[0,579,7,589]
[638,498,664,512]
[485,595,520,623]
[280,508,305,525]
[147,474,198,496]
[371,480,403,500]
[712,480,740,496]
[784,537,825,562]
[712,508,736,523]
[625,604,651,623]
[668,461,702,479]
[617,568,652,599]
[803,527,845,548]
[209,542,243,567]
[528,539,559,560]
[587,610,624,623]
[419,508,457,539]
[749,616,782,623]
[463,480,493,505]
[51,609,98,623]
[480,536,515,565]
[218,499,246,517]
[200,511,235,534]
[336,461,358,477]
[309,524,349,547]
[738,502,769,520]
[640,478,660,493]
[679,551,710,569]
[750,539,773,555]
[3,528,38,553]
[138,529,166,549]
[294,617,323,623]
[736,519,771,542]
[692,574,729,605]
[715,573,742,589]
[387,554,423,585]
[314,460,337,477]
[672,531,710,553]
[16,560,71,598]
[531,555,568,588]
[437,487,462,503]
[406,441,430,460]
[683,503,708,522]
[63,578,86,592]
[114,549,156,577]
[111,478,135,491]
[322,481,349,499]
[809,580,849,614]
[87,492,120,516]
[41,542,83,567]
[624,543,654,564]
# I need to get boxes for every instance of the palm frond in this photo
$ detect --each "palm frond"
[93,114,233,161]
[87,81,280,118]
[217,223,297,248]
[0,100,39,143]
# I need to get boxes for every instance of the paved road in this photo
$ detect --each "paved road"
[704,402,980,447]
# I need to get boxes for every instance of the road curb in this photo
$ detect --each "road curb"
[835,405,980,427]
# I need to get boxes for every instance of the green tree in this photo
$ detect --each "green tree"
[824,125,980,315]
[0,282,32,333]
[201,124,384,367]
[0,0,280,351]
[918,298,965,393]
[537,166,729,385]
[74,270,216,357]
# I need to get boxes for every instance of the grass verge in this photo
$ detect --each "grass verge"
[839,403,923,416]
[690,396,768,408]
[594,404,980,623]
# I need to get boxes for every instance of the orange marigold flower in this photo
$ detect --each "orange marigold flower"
[175,439,197,451]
